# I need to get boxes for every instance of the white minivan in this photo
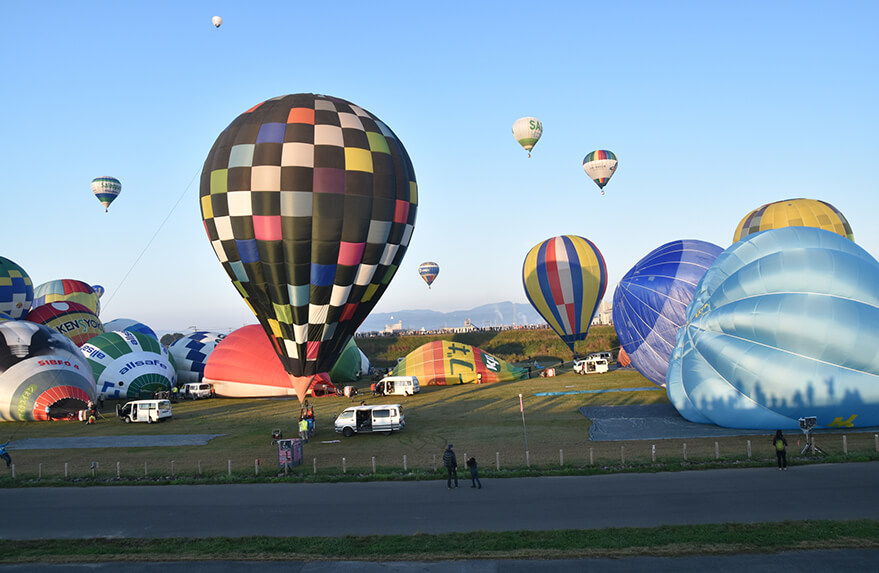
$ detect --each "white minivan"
[116,399,173,424]
[373,376,420,396]
[334,404,405,437]
[181,382,213,400]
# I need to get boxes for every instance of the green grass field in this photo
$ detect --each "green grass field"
[3,355,877,483]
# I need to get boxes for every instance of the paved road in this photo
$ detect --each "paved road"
[2,462,878,539]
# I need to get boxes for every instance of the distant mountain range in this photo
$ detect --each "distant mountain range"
[357,301,546,332]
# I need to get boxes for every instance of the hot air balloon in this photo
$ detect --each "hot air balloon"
[582,150,618,194]
[392,340,528,385]
[25,301,104,347]
[203,325,337,398]
[522,235,607,352]
[512,117,543,158]
[168,331,227,384]
[732,198,853,243]
[81,331,176,400]
[418,262,439,288]
[212,15,223,28]
[91,176,121,212]
[0,256,34,319]
[200,93,418,401]
[612,240,723,387]
[0,321,95,421]
[667,227,879,429]
[91,285,105,298]
[33,279,101,317]
[103,318,157,340]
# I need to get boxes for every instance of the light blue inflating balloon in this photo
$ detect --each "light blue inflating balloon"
[667,227,879,430]
[613,240,723,387]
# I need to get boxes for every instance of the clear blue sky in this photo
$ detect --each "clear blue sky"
[2,1,877,333]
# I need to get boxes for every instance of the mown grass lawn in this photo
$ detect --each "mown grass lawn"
[3,361,876,482]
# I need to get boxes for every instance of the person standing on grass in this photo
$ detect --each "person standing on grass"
[0,442,10,468]
[773,429,788,470]
[466,456,482,489]
[443,444,458,489]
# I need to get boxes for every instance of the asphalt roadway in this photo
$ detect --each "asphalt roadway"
[2,463,878,570]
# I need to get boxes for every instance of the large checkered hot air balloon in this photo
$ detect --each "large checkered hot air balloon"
[200,94,418,401]
[522,235,607,352]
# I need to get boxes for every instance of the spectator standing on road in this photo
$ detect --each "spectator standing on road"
[773,430,788,470]
[466,456,482,489]
[0,442,10,468]
[443,444,458,489]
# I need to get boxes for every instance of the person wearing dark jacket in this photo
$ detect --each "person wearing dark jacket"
[442,444,458,489]
[466,456,482,489]
[772,430,788,470]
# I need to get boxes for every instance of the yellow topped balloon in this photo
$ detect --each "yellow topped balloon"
[733,198,853,244]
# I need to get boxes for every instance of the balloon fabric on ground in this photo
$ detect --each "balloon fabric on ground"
[612,240,723,387]
[328,337,371,383]
[0,321,95,421]
[202,324,336,398]
[102,318,157,340]
[667,227,879,430]
[25,301,104,347]
[168,331,227,384]
[0,256,34,319]
[80,330,176,400]
[733,197,853,244]
[33,279,101,317]
[199,93,417,401]
[522,235,607,352]
[392,340,528,385]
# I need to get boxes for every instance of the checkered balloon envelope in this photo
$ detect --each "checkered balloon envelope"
[200,94,417,399]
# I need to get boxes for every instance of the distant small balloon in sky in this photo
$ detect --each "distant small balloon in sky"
[212,16,223,28]
[418,262,439,289]
[512,117,543,158]
[583,150,618,195]
[91,176,121,212]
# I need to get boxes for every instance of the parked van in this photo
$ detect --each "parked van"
[181,382,213,400]
[574,357,609,375]
[372,375,420,396]
[116,399,172,424]
[334,404,405,437]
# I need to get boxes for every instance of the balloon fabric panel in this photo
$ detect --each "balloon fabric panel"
[667,227,879,429]
[612,240,722,387]
[733,198,853,243]
[0,256,34,319]
[200,94,417,390]
[392,340,528,385]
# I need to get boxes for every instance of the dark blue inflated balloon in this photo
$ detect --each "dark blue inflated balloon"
[612,240,723,386]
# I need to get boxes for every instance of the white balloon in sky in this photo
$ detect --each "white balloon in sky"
[212,16,223,28]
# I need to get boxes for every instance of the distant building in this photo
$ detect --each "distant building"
[382,320,403,334]
[591,301,613,326]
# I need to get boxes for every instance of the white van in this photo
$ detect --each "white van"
[373,375,420,396]
[574,358,609,375]
[181,382,213,400]
[116,399,172,424]
[334,404,405,437]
